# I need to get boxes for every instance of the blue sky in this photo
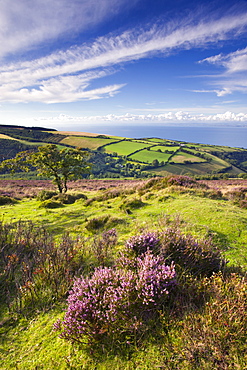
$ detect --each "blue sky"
[0,0,247,131]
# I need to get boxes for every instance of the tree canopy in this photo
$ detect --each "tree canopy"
[0,144,91,193]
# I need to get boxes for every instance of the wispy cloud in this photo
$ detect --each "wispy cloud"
[199,47,247,96]
[0,8,247,103]
[201,47,247,73]
[0,0,134,59]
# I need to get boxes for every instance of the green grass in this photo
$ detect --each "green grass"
[149,145,180,152]
[60,136,118,150]
[171,151,206,163]
[1,184,246,265]
[1,178,247,369]
[144,138,173,143]
[104,140,152,155]
[0,309,91,370]
[130,150,171,163]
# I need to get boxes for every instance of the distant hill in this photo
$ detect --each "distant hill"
[0,124,56,131]
[0,124,247,179]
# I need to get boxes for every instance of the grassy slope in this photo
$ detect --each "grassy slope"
[171,151,206,163]
[1,182,246,264]
[52,134,247,174]
[0,179,247,369]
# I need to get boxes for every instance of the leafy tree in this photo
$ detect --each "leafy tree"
[152,159,159,167]
[0,144,91,193]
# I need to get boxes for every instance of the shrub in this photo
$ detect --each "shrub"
[37,190,87,204]
[159,227,226,277]
[91,228,118,266]
[137,177,161,192]
[225,187,247,204]
[0,195,17,205]
[126,228,226,277]
[38,199,63,208]
[85,215,110,232]
[0,221,86,315]
[177,273,247,369]
[54,251,176,345]
[84,197,97,207]
[239,199,247,209]
[53,193,77,204]
[120,198,146,211]
[36,190,58,201]
[126,232,161,255]
[167,175,199,188]
[74,193,88,201]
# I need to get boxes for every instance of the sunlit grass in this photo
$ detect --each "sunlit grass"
[0,178,247,370]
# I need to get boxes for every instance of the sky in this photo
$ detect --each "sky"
[0,0,247,132]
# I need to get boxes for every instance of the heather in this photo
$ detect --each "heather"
[0,176,247,369]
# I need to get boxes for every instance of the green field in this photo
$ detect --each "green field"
[130,149,172,163]
[1,125,247,178]
[149,145,180,152]
[104,140,152,155]
[171,151,207,163]
[60,136,118,150]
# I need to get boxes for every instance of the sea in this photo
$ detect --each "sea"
[71,125,247,149]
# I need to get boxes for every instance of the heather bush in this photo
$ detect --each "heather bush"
[0,221,86,315]
[54,251,176,346]
[196,188,223,199]
[37,190,87,204]
[239,199,247,209]
[52,193,77,204]
[225,187,247,208]
[52,193,87,204]
[175,273,247,369]
[126,232,161,255]
[0,195,17,205]
[137,177,161,193]
[91,228,118,266]
[125,227,226,277]
[167,175,199,188]
[159,227,226,277]
[84,197,97,206]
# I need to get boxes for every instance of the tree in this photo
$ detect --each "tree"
[152,159,159,167]
[0,144,91,193]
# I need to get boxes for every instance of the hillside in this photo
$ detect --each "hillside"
[1,124,247,179]
[0,176,246,369]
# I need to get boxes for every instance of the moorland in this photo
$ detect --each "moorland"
[0,125,246,369]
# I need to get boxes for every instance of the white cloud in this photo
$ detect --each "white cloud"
[199,47,247,95]
[0,0,135,59]
[35,111,247,126]
[201,47,247,73]
[0,69,125,103]
[0,9,247,103]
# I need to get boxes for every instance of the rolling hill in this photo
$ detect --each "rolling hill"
[0,124,247,179]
